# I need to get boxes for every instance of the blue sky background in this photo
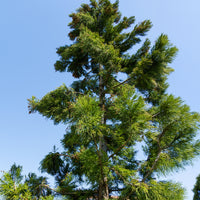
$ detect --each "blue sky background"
[0,0,200,199]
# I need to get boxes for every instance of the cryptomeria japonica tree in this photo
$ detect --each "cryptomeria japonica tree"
[28,0,200,199]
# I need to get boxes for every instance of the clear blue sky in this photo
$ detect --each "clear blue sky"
[0,0,200,199]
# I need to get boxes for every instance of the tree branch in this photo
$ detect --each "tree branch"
[142,151,162,182]
[56,153,79,160]
[109,134,133,159]
[152,112,160,118]
[141,120,179,182]
[42,184,97,196]
[110,167,132,187]
[112,77,132,89]
[41,184,61,194]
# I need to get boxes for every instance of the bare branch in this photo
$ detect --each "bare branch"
[152,112,160,118]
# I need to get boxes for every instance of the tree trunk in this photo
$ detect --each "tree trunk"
[98,64,109,200]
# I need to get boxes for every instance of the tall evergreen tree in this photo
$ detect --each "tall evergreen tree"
[28,0,200,199]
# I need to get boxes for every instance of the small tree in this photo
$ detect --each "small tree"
[0,164,54,200]
[28,0,200,199]
[25,172,52,198]
[0,164,32,200]
[193,174,200,200]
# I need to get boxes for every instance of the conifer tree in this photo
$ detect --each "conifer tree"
[0,164,54,200]
[0,164,32,199]
[28,0,200,199]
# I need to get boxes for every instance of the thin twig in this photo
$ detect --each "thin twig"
[152,112,160,118]
[56,153,78,160]
[112,77,132,89]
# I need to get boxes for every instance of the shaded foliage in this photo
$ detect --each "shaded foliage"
[193,174,200,200]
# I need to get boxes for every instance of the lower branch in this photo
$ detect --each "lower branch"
[142,151,161,182]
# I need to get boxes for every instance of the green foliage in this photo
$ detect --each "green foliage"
[28,0,200,199]
[193,174,200,200]
[142,95,200,178]
[0,164,32,200]
[0,164,54,200]
[120,180,185,200]
[28,85,76,124]
[72,95,103,138]
[25,173,52,198]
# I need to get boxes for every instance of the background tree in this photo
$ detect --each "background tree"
[28,0,200,199]
[193,174,200,200]
[25,172,52,198]
[0,164,31,200]
[0,164,54,200]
